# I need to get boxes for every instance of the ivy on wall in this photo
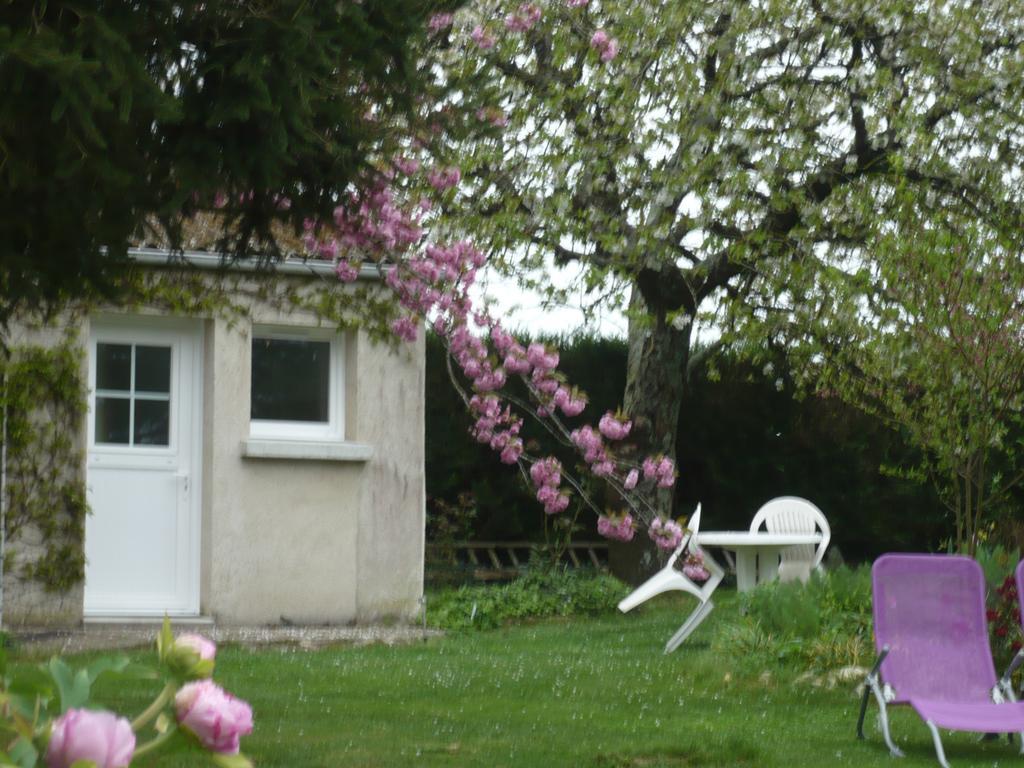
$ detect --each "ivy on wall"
[2,335,89,592]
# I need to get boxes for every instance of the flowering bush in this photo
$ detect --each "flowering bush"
[988,574,1024,673]
[0,619,253,767]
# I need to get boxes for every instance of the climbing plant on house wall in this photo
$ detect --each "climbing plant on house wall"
[1,332,90,593]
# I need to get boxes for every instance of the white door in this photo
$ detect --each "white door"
[84,319,202,617]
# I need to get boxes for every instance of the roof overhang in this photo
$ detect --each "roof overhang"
[127,247,384,281]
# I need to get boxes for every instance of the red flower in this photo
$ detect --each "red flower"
[997,626,1009,638]
[987,609,1000,623]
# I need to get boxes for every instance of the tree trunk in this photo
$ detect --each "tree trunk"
[622,289,693,516]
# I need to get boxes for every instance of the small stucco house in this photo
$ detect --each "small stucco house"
[5,248,425,627]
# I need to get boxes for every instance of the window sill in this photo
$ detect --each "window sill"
[241,439,373,462]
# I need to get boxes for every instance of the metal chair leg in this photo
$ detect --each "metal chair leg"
[856,683,871,739]
[925,721,950,768]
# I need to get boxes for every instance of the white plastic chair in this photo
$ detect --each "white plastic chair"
[617,505,725,652]
[748,496,830,583]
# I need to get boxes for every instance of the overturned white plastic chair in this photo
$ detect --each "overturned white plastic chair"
[749,496,830,583]
[617,505,725,652]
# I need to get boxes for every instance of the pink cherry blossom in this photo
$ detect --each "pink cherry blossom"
[683,550,710,581]
[642,454,677,487]
[427,166,461,191]
[476,107,509,127]
[335,260,359,282]
[598,411,632,440]
[530,457,562,488]
[526,343,559,371]
[648,517,684,550]
[597,513,635,542]
[571,425,606,464]
[544,492,570,514]
[505,3,541,31]
[590,29,620,62]
[471,25,497,49]
[394,156,420,175]
[427,12,455,32]
[391,316,419,342]
[500,439,524,464]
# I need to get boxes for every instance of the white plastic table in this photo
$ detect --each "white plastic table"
[695,531,824,592]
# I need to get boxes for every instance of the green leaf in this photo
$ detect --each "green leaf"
[85,655,129,684]
[7,737,36,768]
[48,657,90,712]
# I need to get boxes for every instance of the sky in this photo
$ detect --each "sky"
[473,265,629,338]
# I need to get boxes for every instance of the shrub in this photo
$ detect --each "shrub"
[426,569,629,630]
[716,566,873,672]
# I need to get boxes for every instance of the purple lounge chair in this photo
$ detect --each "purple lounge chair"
[857,554,1024,767]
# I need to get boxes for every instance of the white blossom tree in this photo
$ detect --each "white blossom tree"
[404,0,1024,519]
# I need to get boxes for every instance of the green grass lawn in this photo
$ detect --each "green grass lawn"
[25,591,1020,767]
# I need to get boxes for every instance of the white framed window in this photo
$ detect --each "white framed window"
[249,326,344,441]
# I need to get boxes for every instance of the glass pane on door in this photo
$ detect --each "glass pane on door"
[94,342,173,447]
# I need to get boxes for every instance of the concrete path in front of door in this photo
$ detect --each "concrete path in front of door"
[12,624,444,656]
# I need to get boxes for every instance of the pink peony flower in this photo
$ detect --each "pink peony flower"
[175,680,254,755]
[590,29,609,47]
[46,709,135,768]
[176,633,216,661]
